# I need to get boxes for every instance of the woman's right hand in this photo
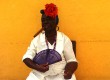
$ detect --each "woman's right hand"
[23,58,49,73]
[36,63,49,72]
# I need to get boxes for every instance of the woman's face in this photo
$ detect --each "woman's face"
[41,14,57,32]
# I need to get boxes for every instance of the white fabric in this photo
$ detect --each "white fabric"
[26,71,76,80]
[22,31,77,80]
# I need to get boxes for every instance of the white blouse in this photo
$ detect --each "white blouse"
[22,31,77,80]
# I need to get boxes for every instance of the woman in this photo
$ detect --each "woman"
[22,3,78,80]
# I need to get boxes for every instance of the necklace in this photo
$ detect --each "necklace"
[45,35,57,50]
[45,35,57,60]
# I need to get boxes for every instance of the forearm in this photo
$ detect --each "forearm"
[23,58,38,70]
[65,62,78,74]
[23,58,49,72]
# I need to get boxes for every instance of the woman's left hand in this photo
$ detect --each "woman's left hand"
[64,70,72,79]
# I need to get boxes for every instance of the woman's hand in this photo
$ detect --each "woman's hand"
[64,62,78,79]
[23,58,49,73]
[37,63,49,72]
[64,70,72,79]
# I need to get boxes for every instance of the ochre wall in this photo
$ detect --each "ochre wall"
[0,0,110,80]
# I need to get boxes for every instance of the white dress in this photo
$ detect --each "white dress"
[22,31,77,80]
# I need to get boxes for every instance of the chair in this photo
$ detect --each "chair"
[71,40,76,56]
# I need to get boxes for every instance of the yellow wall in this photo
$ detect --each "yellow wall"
[0,0,110,80]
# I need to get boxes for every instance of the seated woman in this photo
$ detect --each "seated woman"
[22,3,78,80]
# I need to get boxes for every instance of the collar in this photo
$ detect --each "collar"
[40,31,63,42]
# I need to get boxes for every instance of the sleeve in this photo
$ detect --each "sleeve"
[22,39,37,61]
[63,36,77,63]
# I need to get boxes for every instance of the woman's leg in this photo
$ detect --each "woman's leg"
[45,73,76,80]
[26,72,45,80]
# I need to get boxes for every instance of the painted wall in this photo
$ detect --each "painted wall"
[0,0,110,80]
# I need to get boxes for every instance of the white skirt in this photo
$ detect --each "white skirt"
[26,71,76,80]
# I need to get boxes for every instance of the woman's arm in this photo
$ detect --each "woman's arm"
[64,62,78,79]
[23,58,49,72]
[63,36,78,79]
[22,37,49,72]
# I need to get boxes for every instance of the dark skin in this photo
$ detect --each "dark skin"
[41,14,57,45]
[23,58,49,72]
[23,14,78,79]
[64,62,78,79]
